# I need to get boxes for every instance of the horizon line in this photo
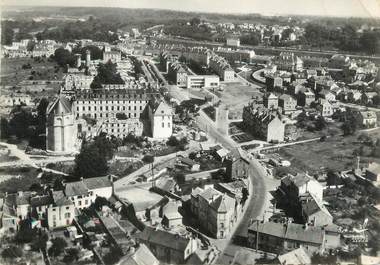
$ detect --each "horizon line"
[2,4,380,20]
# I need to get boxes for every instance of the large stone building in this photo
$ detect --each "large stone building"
[242,103,285,142]
[273,52,303,72]
[209,53,235,82]
[46,96,77,153]
[47,87,173,153]
[190,187,240,239]
[186,75,220,89]
[247,221,326,255]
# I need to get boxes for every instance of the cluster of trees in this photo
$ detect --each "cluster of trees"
[166,135,189,151]
[163,20,216,42]
[90,61,125,89]
[52,45,103,68]
[1,98,49,149]
[73,133,117,178]
[303,23,380,55]
[296,113,327,132]
[240,32,261,46]
[35,18,120,43]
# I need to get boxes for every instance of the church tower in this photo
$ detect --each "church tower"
[46,96,76,153]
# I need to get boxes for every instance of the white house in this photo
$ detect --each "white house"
[149,101,173,139]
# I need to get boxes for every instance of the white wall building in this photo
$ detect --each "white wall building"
[149,101,173,139]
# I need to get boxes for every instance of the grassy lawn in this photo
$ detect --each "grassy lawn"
[1,57,64,86]
[0,166,40,196]
[279,129,380,175]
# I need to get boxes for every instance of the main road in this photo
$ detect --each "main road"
[166,84,272,263]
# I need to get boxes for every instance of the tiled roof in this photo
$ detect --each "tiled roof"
[278,247,311,265]
[118,243,159,265]
[137,226,190,252]
[65,181,88,197]
[83,176,112,190]
[249,222,324,245]
[53,191,73,206]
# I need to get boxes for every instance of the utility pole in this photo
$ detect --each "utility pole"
[256,219,259,253]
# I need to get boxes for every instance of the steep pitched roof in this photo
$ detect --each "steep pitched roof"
[302,196,332,219]
[52,191,73,206]
[152,101,172,116]
[47,96,72,115]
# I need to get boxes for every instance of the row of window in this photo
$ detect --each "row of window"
[162,122,171,128]
[76,112,140,119]
[77,105,144,112]
[77,100,147,104]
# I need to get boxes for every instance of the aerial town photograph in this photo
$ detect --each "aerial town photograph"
[0,0,379,264]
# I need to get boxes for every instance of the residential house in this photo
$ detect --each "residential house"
[176,157,200,172]
[161,201,183,228]
[272,52,303,72]
[225,148,251,180]
[263,93,279,109]
[365,162,380,182]
[190,187,238,239]
[247,221,326,255]
[266,75,283,91]
[329,54,350,69]
[316,100,333,117]
[47,191,75,229]
[118,243,159,265]
[136,226,199,264]
[279,94,297,114]
[361,92,378,105]
[357,111,377,128]
[319,90,336,102]
[280,173,324,203]
[297,90,315,107]
[301,194,333,227]
[168,61,188,88]
[64,176,113,210]
[243,103,285,142]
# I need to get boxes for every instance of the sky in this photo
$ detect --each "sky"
[2,0,380,18]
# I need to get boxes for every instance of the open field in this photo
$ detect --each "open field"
[279,129,380,175]
[1,57,64,86]
[208,82,262,118]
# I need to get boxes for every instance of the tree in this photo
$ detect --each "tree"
[74,133,116,178]
[167,136,180,146]
[63,248,79,263]
[315,116,327,131]
[241,187,249,206]
[103,246,123,265]
[142,154,154,164]
[74,143,109,178]
[8,108,34,139]
[1,246,23,259]
[53,48,75,67]
[190,17,201,26]
[31,231,48,251]
[48,237,67,257]
[360,31,380,55]
[90,62,125,88]
[0,117,9,139]
[342,120,356,136]
[94,196,109,211]
[240,33,261,46]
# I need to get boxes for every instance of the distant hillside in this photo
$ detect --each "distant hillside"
[3,5,379,27]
